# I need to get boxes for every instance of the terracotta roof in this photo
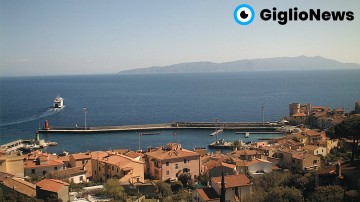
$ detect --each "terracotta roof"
[303,145,322,151]
[317,161,360,175]
[292,113,307,117]
[235,158,271,167]
[207,161,235,170]
[24,158,64,169]
[196,187,219,201]
[36,179,69,193]
[0,172,36,197]
[49,167,86,178]
[124,151,145,159]
[227,149,260,158]
[145,147,200,160]
[57,155,70,162]
[304,129,321,137]
[211,174,251,189]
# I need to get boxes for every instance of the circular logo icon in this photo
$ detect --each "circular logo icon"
[234,4,255,25]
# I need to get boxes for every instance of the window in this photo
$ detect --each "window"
[31,169,35,174]
[95,171,97,174]
[184,159,187,163]
[82,160,85,165]
[166,171,169,175]
[112,166,114,170]
[117,168,119,173]
[175,164,178,169]
[54,167,57,170]
[313,160,317,164]
[166,162,169,166]
[43,170,46,175]
[99,167,101,171]
[80,176,84,182]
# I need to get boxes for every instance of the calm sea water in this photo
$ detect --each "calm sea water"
[1,70,359,153]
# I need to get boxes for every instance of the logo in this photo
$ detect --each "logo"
[234,4,354,26]
[234,4,255,25]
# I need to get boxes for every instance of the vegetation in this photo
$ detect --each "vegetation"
[264,186,303,202]
[177,173,193,188]
[103,179,126,201]
[0,187,43,202]
[307,185,344,202]
[333,116,360,161]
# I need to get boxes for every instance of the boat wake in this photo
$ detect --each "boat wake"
[0,106,65,127]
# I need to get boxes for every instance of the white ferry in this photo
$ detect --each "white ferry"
[53,96,64,108]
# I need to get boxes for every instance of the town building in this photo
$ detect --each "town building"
[49,167,87,184]
[145,143,200,181]
[36,179,70,202]
[302,145,327,157]
[211,174,252,202]
[0,172,36,198]
[91,152,144,184]
[193,187,220,202]
[69,151,109,180]
[24,152,64,177]
[0,150,24,177]
[235,158,272,175]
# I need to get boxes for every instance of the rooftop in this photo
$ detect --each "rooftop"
[211,174,251,189]
[195,187,219,201]
[36,179,69,193]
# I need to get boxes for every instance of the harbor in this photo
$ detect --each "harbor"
[37,121,284,134]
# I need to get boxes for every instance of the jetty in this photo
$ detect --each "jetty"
[37,121,284,134]
[210,129,224,136]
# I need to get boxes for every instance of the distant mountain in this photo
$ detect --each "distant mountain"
[119,56,360,74]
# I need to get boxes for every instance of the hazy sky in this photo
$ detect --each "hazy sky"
[1,0,359,76]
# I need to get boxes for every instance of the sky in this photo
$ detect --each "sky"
[0,0,359,76]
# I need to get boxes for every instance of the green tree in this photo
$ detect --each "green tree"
[156,181,173,198]
[197,173,210,186]
[334,116,360,161]
[178,173,193,188]
[173,189,191,202]
[103,179,126,201]
[307,185,344,202]
[264,186,303,202]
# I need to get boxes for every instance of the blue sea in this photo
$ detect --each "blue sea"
[1,70,359,153]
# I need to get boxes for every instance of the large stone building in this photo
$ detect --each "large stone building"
[145,143,200,181]
[91,152,144,184]
[24,152,64,177]
[0,150,24,177]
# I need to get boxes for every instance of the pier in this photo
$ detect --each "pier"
[37,121,283,134]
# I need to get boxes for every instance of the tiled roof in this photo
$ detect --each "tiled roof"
[292,113,307,117]
[124,151,145,159]
[0,172,36,197]
[317,161,360,175]
[36,179,69,193]
[49,167,86,178]
[302,145,322,151]
[304,129,321,137]
[207,161,235,170]
[24,158,64,169]
[211,174,251,189]
[196,187,219,201]
[95,153,143,169]
[145,147,200,160]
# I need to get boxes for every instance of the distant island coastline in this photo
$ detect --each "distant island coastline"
[119,56,360,74]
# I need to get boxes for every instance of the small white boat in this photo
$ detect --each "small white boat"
[245,132,250,138]
[53,96,64,108]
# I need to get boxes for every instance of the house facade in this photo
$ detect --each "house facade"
[145,143,200,181]
[91,153,144,184]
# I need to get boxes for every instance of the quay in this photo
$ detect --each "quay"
[37,121,284,134]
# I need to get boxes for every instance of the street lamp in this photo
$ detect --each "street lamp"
[83,107,87,130]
